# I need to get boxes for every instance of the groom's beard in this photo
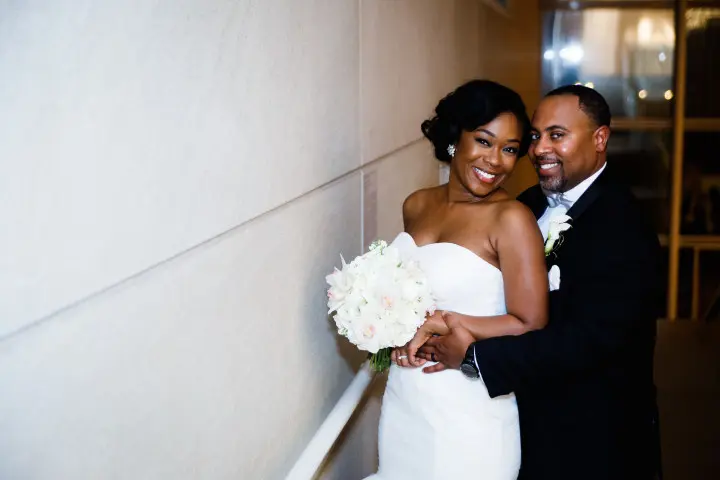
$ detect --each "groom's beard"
[540,173,567,192]
[535,156,568,192]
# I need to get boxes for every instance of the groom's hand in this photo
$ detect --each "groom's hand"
[418,326,474,374]
[406,310,450,367]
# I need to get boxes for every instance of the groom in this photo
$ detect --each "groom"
[419,85,662,479]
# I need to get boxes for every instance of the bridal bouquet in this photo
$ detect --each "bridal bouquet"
[326,240,437,372]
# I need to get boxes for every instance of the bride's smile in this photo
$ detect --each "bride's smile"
[448,112,524,202]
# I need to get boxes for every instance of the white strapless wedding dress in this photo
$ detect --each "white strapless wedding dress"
[366,232,520,480]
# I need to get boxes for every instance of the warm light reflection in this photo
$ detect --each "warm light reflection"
[585,82,595,89]
[638,90,648,99]
[665,90,674,100]
[687,9,720,30]
[633,14,675,46]
[638,18,653,44]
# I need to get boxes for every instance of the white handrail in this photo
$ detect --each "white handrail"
[285,361,376,480]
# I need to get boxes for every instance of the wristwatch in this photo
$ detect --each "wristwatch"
[460,344,480,379]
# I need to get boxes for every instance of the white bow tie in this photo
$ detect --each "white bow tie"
[546,193,572,209]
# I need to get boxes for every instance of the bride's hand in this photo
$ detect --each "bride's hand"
[407,310,451,367]
[391,344,414,368]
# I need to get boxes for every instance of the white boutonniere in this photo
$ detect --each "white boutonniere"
[545,214,572,257]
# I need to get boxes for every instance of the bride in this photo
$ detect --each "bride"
[366,80,549,479]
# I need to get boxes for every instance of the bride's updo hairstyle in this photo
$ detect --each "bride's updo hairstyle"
[421,80,532,163]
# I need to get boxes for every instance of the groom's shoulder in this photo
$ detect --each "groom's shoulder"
[596,178,644,217]
[516,183,544,206]
[592,179,659,246]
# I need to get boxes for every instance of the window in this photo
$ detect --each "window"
[541,0,720,319]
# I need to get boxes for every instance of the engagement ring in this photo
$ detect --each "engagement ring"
[397,355,408,360]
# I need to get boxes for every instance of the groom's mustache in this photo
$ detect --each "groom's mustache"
[533,155,563,165]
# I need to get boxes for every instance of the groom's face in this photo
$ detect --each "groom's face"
[529,95,607,192]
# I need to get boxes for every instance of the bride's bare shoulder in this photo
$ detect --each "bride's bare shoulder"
[403,186,444,222]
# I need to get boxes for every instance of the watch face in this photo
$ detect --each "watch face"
[460,362,479,379]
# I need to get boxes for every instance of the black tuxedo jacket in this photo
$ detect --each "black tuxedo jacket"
[474,169,663,479]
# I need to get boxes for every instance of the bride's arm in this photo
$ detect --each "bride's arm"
[406,204,548,365]
[444,310,537,341]
[450,203,549,339]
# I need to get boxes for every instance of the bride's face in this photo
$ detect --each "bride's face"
[450,112,523,198]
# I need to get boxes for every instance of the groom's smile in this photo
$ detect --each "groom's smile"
[537,160,561,172]
[534,156,565,188]
[536,157,563,173]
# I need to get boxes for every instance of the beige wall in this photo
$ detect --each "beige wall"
[0,0,540,478]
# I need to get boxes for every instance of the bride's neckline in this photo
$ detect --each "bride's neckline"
[398,232,501,274]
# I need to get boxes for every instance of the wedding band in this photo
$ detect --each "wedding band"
[397,355,408,360]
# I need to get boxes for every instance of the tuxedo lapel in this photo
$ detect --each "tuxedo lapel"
[519,184,552,270]
[520,170,608,271]
[547,168,611,271]
[566,167,609,222]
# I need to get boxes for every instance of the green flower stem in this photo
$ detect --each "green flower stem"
[369,347,392,372]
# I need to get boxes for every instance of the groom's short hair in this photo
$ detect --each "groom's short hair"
[546,85,611,129]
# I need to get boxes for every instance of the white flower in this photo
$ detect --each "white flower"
[548,265,561,291]
[326,240,436,354]
[545,214,572,256]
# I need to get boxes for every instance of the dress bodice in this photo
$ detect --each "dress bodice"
[390,232,506,317]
